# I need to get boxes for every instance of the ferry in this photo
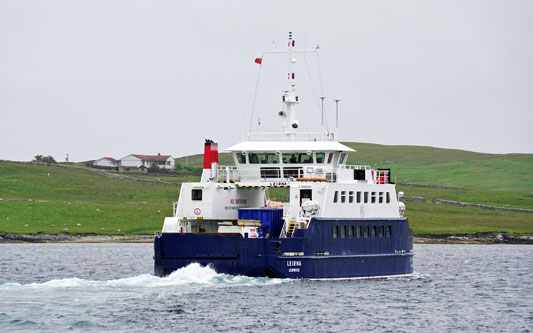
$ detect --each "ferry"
[154,33,413,279]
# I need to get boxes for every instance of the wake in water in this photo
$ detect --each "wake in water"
[0,263,284,291]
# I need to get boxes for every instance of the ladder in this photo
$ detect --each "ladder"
[286,220,297,237]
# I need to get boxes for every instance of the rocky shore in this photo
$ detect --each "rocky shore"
[1,232,532,244]
[0,232,153,243]
[414,232,533,244]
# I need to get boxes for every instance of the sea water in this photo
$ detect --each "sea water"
[0,243,532,332]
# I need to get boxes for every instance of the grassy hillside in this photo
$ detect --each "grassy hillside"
[0,163,176,235]
[1,140,532,236]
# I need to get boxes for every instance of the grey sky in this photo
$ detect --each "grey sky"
[1,0,532,162]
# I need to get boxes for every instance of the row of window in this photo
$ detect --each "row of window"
[235,152,347,165]
[141,160,171,166]
[332,225,392,239]
[333,191,391,204]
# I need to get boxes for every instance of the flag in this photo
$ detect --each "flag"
[254,58,262,65]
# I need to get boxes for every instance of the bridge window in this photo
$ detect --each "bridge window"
[333,191,338,203]
[338,152,346,164]
[371,226,377,237]
[371,192,376,204]
[327,153,333,164]
[340,191,346,203]
[356,191,361,203]
[363,226,369,238]
[235,152,246,164]
[386,225,392,237]
[191,189,202,201]
[348,191,354,203]
[386,192,391,203]
[357,226,362,238]
[315,152,325,163]
[379,192,384,203]
[332,226,338,238]
[349,226,354,238]
[282,153,313,164]
[379,225,384,237]
[341,226,346,238]
[364,192,369,203]
[249,153,279,164]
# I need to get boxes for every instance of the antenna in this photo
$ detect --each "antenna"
[334,99,341,129]
[319,96,326,138]
[280,31,300,140]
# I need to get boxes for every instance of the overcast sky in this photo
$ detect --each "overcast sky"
[1,0,532,162]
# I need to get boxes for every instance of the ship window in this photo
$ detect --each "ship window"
[249,153,279,164]
[316,152,325,163]
[386,192,391,203]
[300,153,313,164]
[386,225,392,237]
[356,191,361,203]
[327,153,333,164]
[274,242,281,251]
[371,226,377,238]
[332,226,338,238]
[354,169,366,180]
[341,226,346,238]
[333,191,338,203]
[265,153,279,164]
[371,192,376,204]
[379,225,384,237]
[282,153,313,164]
[283,167,303,178]
[340,191,346,203]
[338,152,346,164]
[249,153,260,164]
[363,226,369,238]
[348,191,354,203]
[191,189,202,201]
[379,192,384,203]
[235,152,246,164]
[349,226,354,238]
[364,192,369,203]
[356,226,362,238]
[260,167,280,179]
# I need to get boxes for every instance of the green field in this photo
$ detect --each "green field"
[1,142,533,236]
[107,172,198,184]
[0,163,176,235]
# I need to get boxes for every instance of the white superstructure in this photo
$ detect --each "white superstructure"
[163,32,405,237]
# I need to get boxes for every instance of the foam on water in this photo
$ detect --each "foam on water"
[0,263,285,291]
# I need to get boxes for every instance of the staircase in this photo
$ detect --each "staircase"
[286,220,297,237]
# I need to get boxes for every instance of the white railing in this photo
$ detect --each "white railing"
[246,132,335,142]
[341,164,371,170]
[213,164,377,184]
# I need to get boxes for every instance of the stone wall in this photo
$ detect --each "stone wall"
[1,161,179,187]
[431,198,533,214]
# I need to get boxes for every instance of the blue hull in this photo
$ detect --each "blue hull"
[154,218,413,279]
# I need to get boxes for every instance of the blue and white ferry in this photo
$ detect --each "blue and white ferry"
[154,33,413,279]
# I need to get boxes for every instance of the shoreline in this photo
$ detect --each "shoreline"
[1,232,532,244]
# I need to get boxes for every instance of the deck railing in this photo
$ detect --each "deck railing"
[246,131,335,142]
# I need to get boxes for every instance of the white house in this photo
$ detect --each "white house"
[93,157,120,169]
[119,153,174,172]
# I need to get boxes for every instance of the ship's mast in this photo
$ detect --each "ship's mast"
[281,31,299,140]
